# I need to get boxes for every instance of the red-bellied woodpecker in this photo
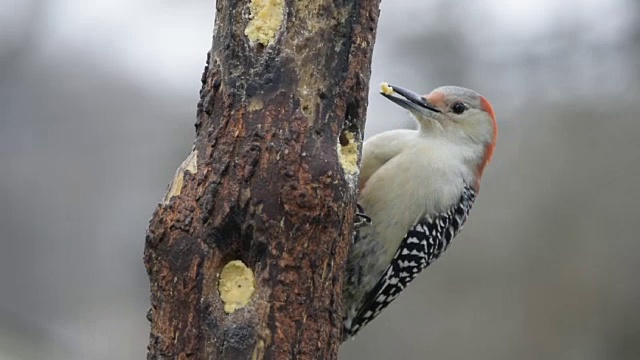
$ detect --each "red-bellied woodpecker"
[343,84,497,340]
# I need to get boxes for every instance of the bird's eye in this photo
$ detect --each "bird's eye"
[451,102,466,115]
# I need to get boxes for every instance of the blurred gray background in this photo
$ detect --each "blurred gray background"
[1,0,639,359]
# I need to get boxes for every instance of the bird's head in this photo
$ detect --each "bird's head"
[381,84,498,175]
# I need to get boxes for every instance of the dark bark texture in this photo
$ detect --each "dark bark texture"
[144,0,380,359]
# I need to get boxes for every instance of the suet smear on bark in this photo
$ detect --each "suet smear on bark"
[219,260,256,313]
[338,131,359,175]
[162,149,198,204]
[245,0,284,46]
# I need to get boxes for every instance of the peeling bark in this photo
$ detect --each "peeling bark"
[144,0,380,359]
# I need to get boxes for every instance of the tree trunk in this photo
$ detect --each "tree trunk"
[144,0,380,359]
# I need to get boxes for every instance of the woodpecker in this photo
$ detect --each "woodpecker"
[343,84,497,340]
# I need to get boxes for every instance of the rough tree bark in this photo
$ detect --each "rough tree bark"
[144,0,380,359]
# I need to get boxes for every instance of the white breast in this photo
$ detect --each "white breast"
[358,130,478,269]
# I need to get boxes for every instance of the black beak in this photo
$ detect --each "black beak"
[381,85,441,113]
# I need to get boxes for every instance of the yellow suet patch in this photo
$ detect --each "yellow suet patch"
[244,0,284,46]
[248,98,264,111]
[338,131,359,175]
[162,149,198,204]
[380,82,395,95]
[218,260,255,314]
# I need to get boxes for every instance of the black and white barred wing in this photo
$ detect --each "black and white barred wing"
[344,186,476,339]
